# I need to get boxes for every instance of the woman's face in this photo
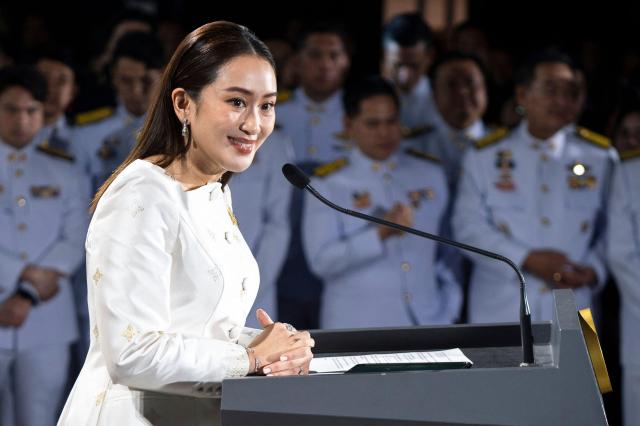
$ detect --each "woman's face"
[187,55,277,174]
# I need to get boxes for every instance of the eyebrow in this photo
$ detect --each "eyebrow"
[224,87,278,98]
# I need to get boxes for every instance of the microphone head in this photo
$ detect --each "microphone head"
[282,163,310,189]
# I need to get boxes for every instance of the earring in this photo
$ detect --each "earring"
[181,119,189,138]
[515,105,525,116]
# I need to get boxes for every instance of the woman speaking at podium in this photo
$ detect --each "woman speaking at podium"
[58,21,314,425]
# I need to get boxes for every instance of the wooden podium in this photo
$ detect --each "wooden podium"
[220,290,608,425]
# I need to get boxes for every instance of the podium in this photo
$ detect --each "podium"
[221,290,608,425]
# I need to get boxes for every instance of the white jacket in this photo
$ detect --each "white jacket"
[58,159,261,425]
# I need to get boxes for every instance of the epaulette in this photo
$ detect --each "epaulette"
[474,127,508,150]
[401,125,434,139]
[74,106,114,126]
[404,147,440,163]
[313,157,348,177]
[36,144,75,162]
[620,148,640,162]
[575,126,611,149]
[277,90,293,103]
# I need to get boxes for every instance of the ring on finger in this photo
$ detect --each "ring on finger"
[553,272,562,283]
[284,323,296,332]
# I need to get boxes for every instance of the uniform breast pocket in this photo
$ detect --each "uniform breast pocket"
[30,196,64,229]
[486,191,526,211]
[564,187,600,210]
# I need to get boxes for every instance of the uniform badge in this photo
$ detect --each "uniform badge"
[98,137,120,160]
[30,185,60,198]
[352,191,371,209]
[408,188,435,208]
[567,161,597,190]
[494,149,516,191]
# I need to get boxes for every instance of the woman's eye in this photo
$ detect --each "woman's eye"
[261,102,275,112]
[229,98,246,108]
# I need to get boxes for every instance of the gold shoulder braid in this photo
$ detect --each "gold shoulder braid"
[475,127,508,150]
[575,127,611,149]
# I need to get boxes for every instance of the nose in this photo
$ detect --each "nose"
[240,107,259,136]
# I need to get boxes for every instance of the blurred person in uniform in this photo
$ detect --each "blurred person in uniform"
[33,47,78,157]
[275,22,352,329]
[381,13,440,138]
[452,51,617,323]
[276,22,351,163]
[407,51,490,190]
[0,66,88,426]
[71,31,164,190]
[231,131,294,328]
[303,76,460,328]
[607,106,640,426]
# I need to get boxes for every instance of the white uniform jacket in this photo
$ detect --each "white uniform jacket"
[453,122,617,322]
[0,138,87,349]
[607,154,640,368]
[58,159,261,425]
[303,148,461,329]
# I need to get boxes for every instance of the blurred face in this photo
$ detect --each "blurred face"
[0,86,44,149]
[382,41,432,93]
[346,95,402,161]
[433,59,487,130]
[297,33,350,101]
[183,55,277,174]
[615,112,640,152]
[112,57,161,116]
[517,62,577,138]
[36,58,76,122]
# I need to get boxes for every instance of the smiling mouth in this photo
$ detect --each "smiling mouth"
[228,136,257,154]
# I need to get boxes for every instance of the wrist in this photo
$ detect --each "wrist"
[246,347,262,374]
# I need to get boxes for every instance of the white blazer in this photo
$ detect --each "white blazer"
[58,159,261,425]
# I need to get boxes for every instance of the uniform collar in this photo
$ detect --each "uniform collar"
[41,116,70,139]
[0,132,45,163]
[115,102,138,125]
[351,146,399,173]
[519,120,566,158]
[442,119,486,141]
[405,76,431,100]
[296,87,343,114]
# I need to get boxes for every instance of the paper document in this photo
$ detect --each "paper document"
[310,348,473,374]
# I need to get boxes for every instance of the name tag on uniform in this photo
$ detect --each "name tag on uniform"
[30,185,60,198]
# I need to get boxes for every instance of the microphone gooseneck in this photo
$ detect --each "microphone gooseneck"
[282,163,535,366]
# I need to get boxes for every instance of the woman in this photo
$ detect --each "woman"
[58,21,314,425]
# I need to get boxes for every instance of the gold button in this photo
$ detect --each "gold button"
[540,154,549,162]
[540,184,549,193]
[19,252,28,261]
[14,169,23,177]
[371,162,381,172]
[310,116,320,125]
[16,196,26,207]
[8,153,17,162]
[401,262,411,272]
[388,162,397,171]
[17,223,27,232]
[541,217,550,226]
[404,292,413,303]
[307,145,317,155]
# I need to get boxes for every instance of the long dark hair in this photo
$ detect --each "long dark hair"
[92,21,275,211]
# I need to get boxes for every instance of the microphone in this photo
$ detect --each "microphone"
[282,163,535,366]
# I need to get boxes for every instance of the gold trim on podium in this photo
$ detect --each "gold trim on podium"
[578,308,612,394]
